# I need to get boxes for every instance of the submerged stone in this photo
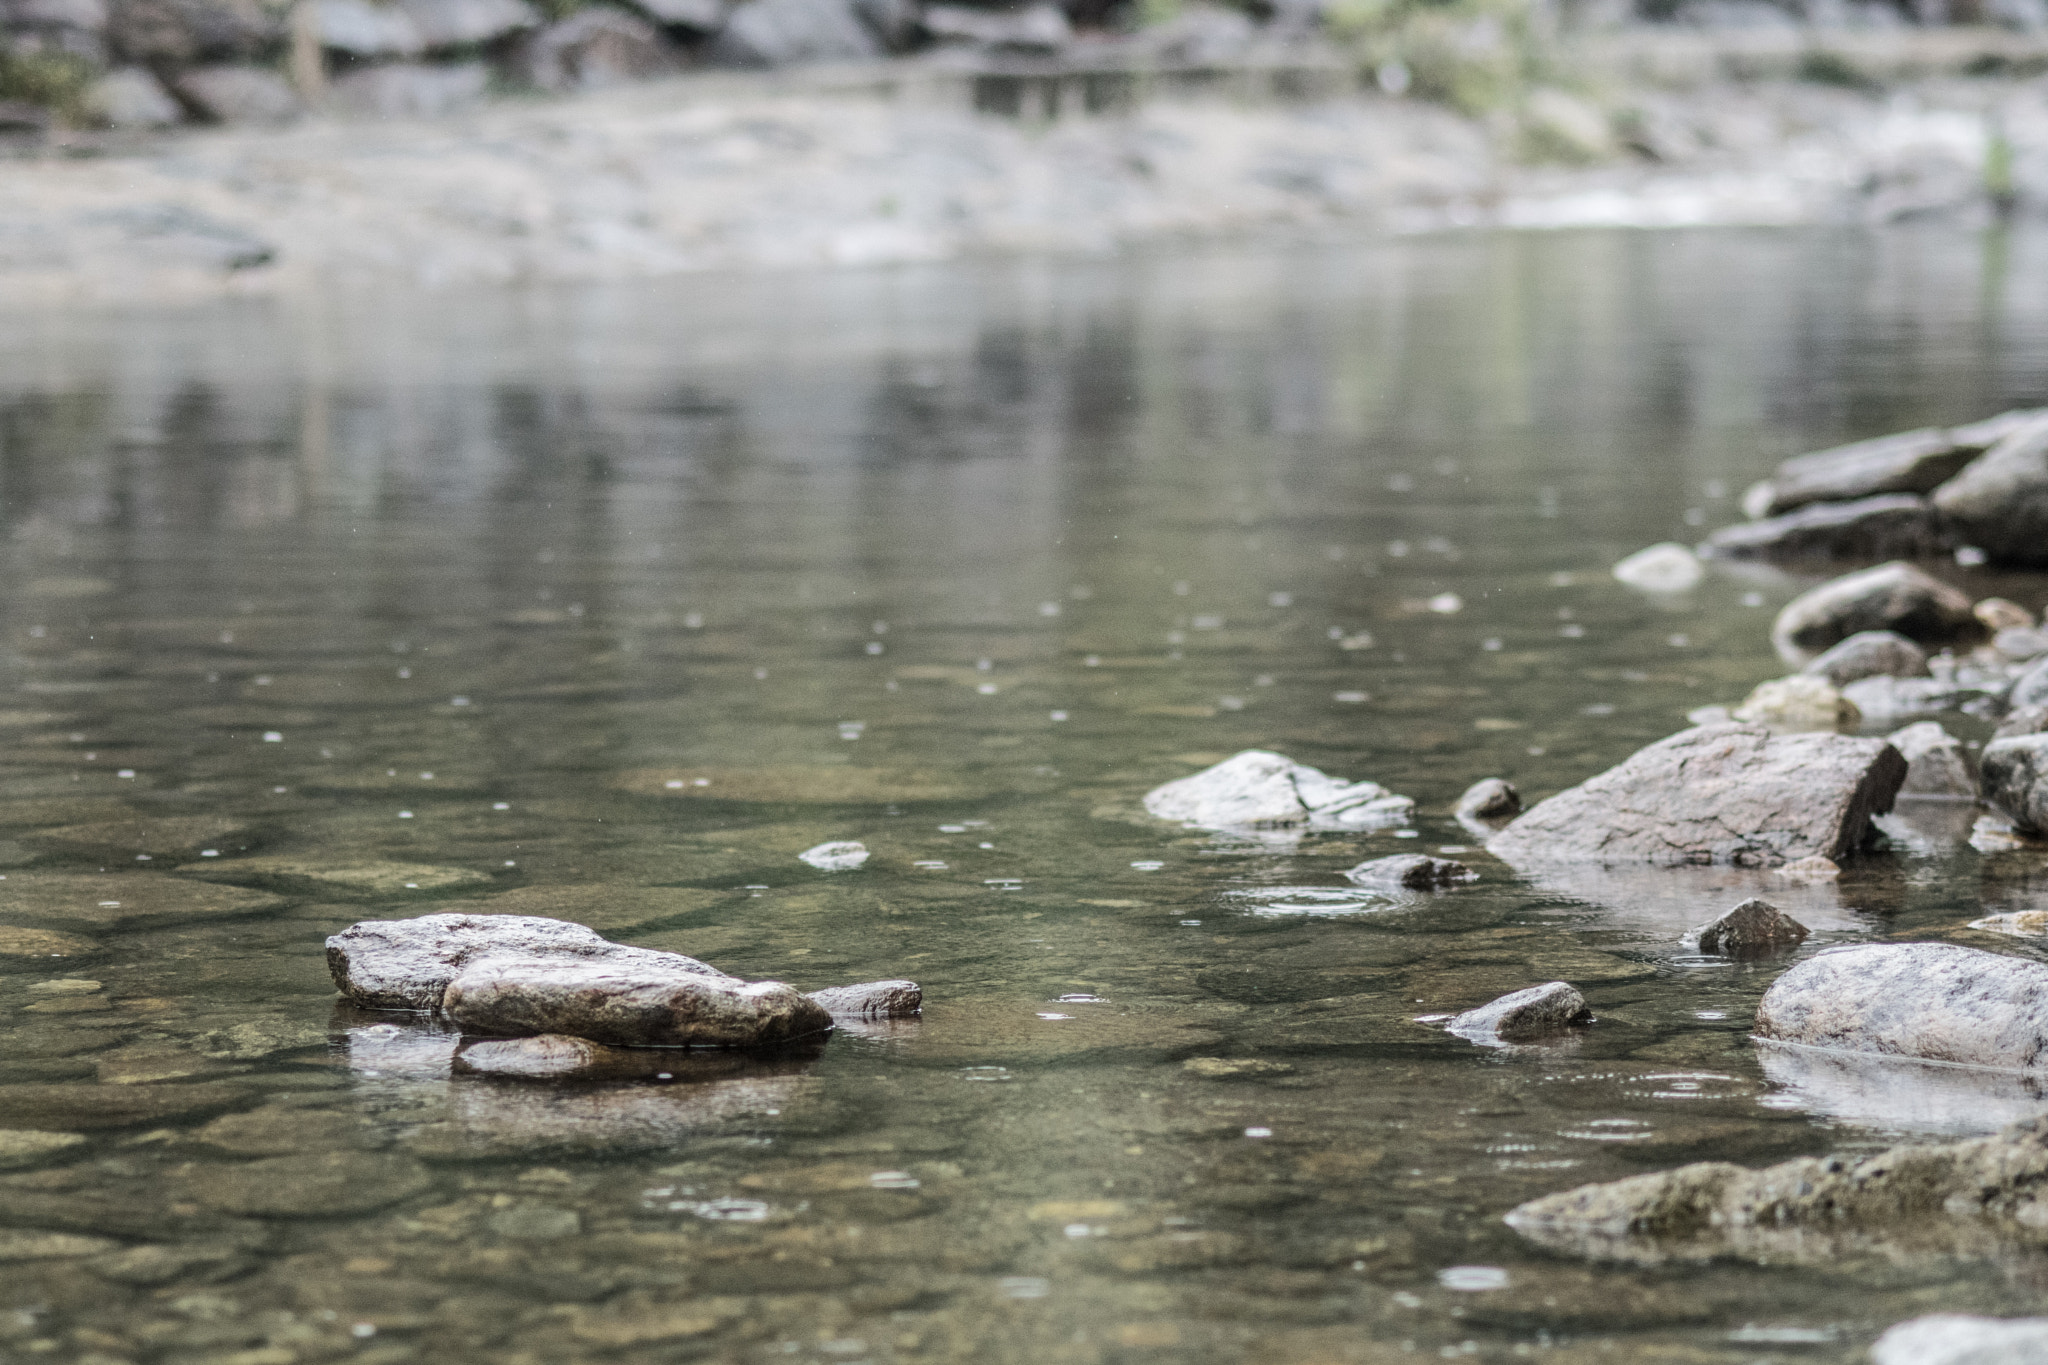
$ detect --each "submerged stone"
[30,815,252,860]
[1142,750,1413,831]
[1770,561,1983,663]
[805,979,921,1019]
[442,958,832,1048]
[1343,855,1475,890]
[1445,982,1589,1044]
[0,1130,86,1168]
[0,926,98,957]
[0,1083,248,1130]
[185,856,494,897]
[0,874,282,930]
[1801,629,1930,687]
[1488,724,1905,868]
[326,913,728,1010]
[184,1150,433,1217]
[1182,1057,1295,1079]
[1455,777,1521,821]
[1690,897,1807,955]
[798,841,869,871]
[1610,542,1702,593]
[1756,943,2048,1071]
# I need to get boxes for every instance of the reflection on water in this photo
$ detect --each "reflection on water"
[1,228,2047,1360]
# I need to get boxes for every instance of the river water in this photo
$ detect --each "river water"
[3,225,2048,1364]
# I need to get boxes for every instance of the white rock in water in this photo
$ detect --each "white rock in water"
[1611,542,1703,593]
[1142,750,1413,831]
[1872,1315,2048,1365]
[1729,675,1858,732]
[799,841,869,871]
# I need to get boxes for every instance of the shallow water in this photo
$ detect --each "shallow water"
[4,226,2048,1364]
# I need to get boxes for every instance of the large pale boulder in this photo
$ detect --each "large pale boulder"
[1487,724,1905,868]
[1932,413,2048,566]
[1770,561,1983,663]
[443,958,831,1047]
[1143,750,1413,832]
[1756,943,2048,1070]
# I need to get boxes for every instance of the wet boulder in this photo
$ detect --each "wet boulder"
[1506,1116,2048,1267]
[1729,674,1856,731]
[1800,629,1929,687]
[1344,855,1474,889]
[1143,750,1413,832]
[1455,777,1520,822]
[326,912,729,1010]
[1742,425,1991,520]
[1983,734,2048,832]
[1873,1316,2048,1365]
[1890,721,1977,800]
[1446,982,1589,1044]
[443,957,831,1047]
[1756,943,2048,1071]
[1703,493,1951,564]
[1487,724,1905,869]
[806,979,921,1019]
[1690,897,1807,955]
[1932,414,2048,567]
[1771,561,1983,663]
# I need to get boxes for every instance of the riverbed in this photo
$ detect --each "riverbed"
[2,224,2047,1362]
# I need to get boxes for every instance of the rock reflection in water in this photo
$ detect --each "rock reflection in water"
[1757,1040,2048,1137]
[1507,861,1866,937]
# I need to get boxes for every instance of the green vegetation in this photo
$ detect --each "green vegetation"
[0,49,95,122]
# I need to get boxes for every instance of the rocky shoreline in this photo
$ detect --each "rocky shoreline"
[0,26,2044,299]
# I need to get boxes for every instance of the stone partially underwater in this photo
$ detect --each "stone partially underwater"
[1755,943,2048,1071]
[1486,723,1905,868]
[326,913,920,1064]
[1143,750,1413,832]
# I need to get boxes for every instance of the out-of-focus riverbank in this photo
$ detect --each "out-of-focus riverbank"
[3,30,2045,300]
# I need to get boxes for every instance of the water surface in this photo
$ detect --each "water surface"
[4,226,2048,1363]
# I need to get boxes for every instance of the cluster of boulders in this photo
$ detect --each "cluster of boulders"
[326,912,918,1079]
[1702,408,2048,565]
[1,0,1321,129]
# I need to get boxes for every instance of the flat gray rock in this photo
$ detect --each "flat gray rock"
[806,979,921,1019]
[1873,1315,2048,1365]
[1143,749,1413,832]
[1743,425,1986,520]
[1454,777,1520,821]
[1756,943,2048,1070]
[326,913,728,1010]
[1771,561,1983,663]
[184,1150,432,1217]
[1692,897,1808,954]
[1890,720,1978,800]
[443,957,831,1047]
[1344,855,1474,890]
[1446,982,1589,1044]
[1984,734,2048,832]
[1704,492,1951,563]
[1487,724,1905,868]
[1800,629,1929,687]
[1932,413,2048,566]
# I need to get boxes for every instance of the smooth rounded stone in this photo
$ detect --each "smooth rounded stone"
[1998,627,2048,662]
[805,979,921,1019]
[195,1017,330,1060]
[1982,734,2048,831]
[1445,982,1590,1044]
[1610,542,1702,593]
[1488,724,1906,869]
[184,1150,433,1217]
[0,926,98,957]
[1978,597,2037,632]
[1690,897,1808,955]
[1343,855,1475,890]
[0,1130,86,1168]
[185,856,493,897]
[1756,943,2048,1070]
[443,959,833,1048]
[1758,1040,2048,1138]
[29,815,251,860]
[0,1231,121,1261]
[1770,561,1984,663]
[1455,777,1521,821]
[798,841,869,872]
[1873,1315,2048,1365]
[1889,721,1978,799]
[1703,493,1951,563]
[90,1243,249,1286]
[194,1105,366,1156]
[1142,750,1413,831]
[1931,413,2048,566]
[0,1083,247,1130]
[1800,629,1930,687]
[326,913,729,1010]
[1743,425,1987,520]
[1729,674,1857,731]
[612,765,978,804]
[0,873,282,929]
